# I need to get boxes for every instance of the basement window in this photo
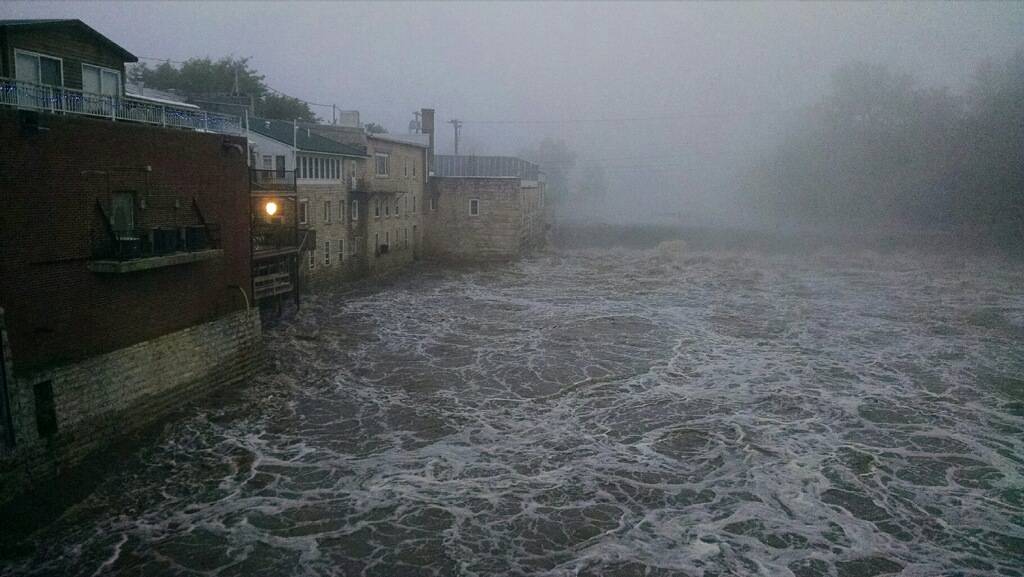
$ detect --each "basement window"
[469,198,480,216]
[33,381,57,439]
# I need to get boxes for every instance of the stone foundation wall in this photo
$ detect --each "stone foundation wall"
[0,308,262,505]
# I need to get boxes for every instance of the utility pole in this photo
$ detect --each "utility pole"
[332,104,337,125]
[448,119,463,155]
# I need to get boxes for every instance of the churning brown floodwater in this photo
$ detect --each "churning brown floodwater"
[3,244,1023,576]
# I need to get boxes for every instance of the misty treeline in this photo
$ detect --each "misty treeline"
[751,49,1023,242]
[129,57,319,122]
[519,139,608,211]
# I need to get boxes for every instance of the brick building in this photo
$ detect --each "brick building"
[0,21,258,505]
[424,155,547,261]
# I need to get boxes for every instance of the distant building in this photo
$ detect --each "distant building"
[246,118,367,287]
[424,155,546,261]
[0,20,259,505]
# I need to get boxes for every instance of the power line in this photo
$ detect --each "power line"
[461,106,805,125]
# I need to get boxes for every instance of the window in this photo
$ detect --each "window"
[275,155,286,178]
[300,156,307,178]
[339,200,345,221]
[412,195,417,213]
[33,381,57,438]
[413,160,417,177]
[262,155,273,170]
[404,196,408,214]
[110,192,135,235]
[299,199,309,225]
[324,200,332,223]
[352,199,359,221]
[404,227,409,248]
[374,199,381,218]
[430,197,437,211]
[15,50,63,87]
[385,230,390,248]
[324,240,331,265]
[395,199,400,217]
[469,198,480,216]
[375,153,390,176]
[308,248,316,269]
[352,237,360,255]
[404,158,409,178]
[374,232,379,254]
[82,63,120,96]
[338,239,345,262]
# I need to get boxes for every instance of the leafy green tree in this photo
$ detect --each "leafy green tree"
[131,56,317,122]
[364,122,388,134]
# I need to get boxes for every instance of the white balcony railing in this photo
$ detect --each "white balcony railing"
[0,77,243,135]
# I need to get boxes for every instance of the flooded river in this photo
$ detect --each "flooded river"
[3,244,1023,576]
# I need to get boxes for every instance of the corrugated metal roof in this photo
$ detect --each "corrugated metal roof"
[433,155,540,180]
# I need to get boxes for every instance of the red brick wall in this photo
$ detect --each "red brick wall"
[0,110,251,373]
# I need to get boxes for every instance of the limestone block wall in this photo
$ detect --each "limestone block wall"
[0,308,262,505]
[424,177,546,261]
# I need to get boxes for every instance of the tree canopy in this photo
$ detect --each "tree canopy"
[130,56,319,122]
[755,49,1023,243]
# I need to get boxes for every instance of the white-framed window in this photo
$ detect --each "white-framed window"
[262,155,273,170]
[375,152,390,177]
[469,198,480,216]
[324,240,331,265]
[412,160,417,177]
[82,63,120,96]
[403,158,409,178]
[15,49,63,87]
[338,239,345,262]
[299,199,309,225]
[395,199,400,217]
[339,200,345,221]
[308,248,316,270]
[324,200,332,223]
[374,199,381,218]
[352,199,359,221]
[430,197,437,211]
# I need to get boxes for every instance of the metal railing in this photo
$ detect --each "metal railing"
[0,77,243,135]
[252,222,298,254]
[250,169,296,192]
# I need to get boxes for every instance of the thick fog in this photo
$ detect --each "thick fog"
[5,1,1022,228]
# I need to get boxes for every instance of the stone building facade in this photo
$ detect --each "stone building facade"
[246,118,367,288]
[423,156,547,261]
[356,133,431,274]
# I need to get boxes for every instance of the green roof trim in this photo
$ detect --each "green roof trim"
[248,118,367,157]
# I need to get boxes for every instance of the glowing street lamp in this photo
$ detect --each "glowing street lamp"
[264,201,278,216]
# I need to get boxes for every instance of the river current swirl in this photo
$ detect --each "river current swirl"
[3,245,1023,576]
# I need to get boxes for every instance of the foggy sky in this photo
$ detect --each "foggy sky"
[4,1,1022,223]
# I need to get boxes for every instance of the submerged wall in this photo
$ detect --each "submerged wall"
[0,308,262,505]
